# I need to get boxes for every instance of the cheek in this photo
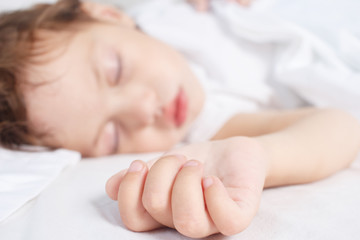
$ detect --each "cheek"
[96,122,117,156]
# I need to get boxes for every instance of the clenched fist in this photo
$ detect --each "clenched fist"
[106,137,268,238]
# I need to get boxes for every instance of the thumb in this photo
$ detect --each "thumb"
[105,169,127,200]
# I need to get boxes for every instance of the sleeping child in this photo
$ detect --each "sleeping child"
[0,0,359,238]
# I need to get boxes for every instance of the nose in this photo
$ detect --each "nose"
[117,86,159,130]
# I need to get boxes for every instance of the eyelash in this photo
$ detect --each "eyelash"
[113,54,122,85]
[111,55,121,153]
[112,123,119,154]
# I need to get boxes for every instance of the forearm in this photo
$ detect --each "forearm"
[255,109,360,188]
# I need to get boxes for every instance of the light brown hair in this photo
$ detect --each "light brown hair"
[0,0,93,150]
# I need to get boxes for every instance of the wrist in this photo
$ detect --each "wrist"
[229,136,271,188]
[253,135,279,188]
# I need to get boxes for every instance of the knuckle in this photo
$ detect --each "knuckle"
[148,154,187,173]
[220,222,245,236]
[174,217,208,238]
[218,203,255,235]
[152,155,182,169]
[122,217,146,232]
[160,154,184,163]
[217,214,250,236]
[142,194,167,215]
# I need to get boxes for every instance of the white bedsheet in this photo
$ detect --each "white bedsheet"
[1,153,360,240]
[0,148,80,222]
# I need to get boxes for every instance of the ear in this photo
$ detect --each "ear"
[81,2,136,29]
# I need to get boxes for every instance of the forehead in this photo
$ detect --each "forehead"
[22,26,102,150]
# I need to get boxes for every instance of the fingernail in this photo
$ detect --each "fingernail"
[203,177,214,188]
[128,161,143,173]
[183,160,199,167]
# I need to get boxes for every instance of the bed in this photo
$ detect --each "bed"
[1,153,360,240]
[1,0,360,239]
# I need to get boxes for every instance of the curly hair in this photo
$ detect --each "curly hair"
[0,0,93,150]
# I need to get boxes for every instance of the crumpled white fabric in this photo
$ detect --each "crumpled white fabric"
[0,148,80,222]
[214,0,360,118]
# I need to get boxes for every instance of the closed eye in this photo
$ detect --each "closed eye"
[105,49,122,86]
[113,53,122,85]
[111,122,119,154]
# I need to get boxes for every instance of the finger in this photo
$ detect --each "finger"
[142,155,187,228]
[187,0,210,12]
[171,160,217,238]
[202,176,261,236]
[117,160,162,232]
[106,169,127,200]
[105,157,159,201]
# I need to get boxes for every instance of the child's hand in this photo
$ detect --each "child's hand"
[187,0,253,12]
[106,137,268,238]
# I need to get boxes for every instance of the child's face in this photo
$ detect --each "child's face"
[22,5,205,157]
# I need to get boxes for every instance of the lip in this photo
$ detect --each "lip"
[163,88,188,128]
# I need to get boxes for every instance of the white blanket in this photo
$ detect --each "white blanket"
[128,0,360,117]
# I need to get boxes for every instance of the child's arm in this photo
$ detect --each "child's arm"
[106,108,360,238]
[258,109,360,187]
[213,108,360,186]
